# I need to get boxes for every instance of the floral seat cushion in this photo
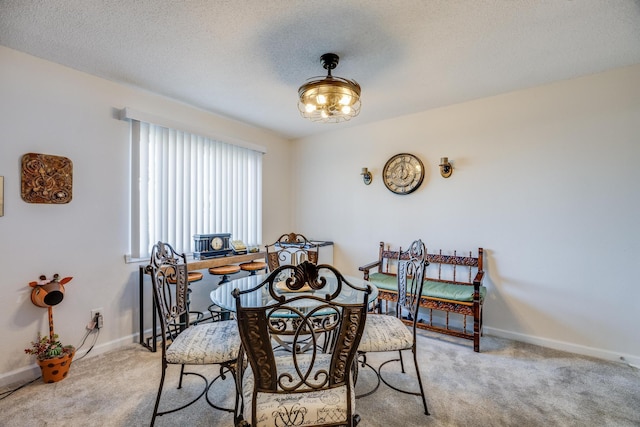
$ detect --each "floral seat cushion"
[357,313,413,353]
[242,353,355,427]
[166,320,240,364]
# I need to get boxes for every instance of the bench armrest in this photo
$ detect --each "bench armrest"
[473,270,485,302]
[359,260,381,280]
[473,270,484,286]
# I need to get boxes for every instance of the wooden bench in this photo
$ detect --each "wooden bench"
[359,242,485,352]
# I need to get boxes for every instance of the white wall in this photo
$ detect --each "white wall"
[0,46,292,385]
[292,65,640,366]
[2,44,638,387]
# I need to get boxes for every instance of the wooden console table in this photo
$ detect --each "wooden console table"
[186,251,266,271]
[139,251,266,352]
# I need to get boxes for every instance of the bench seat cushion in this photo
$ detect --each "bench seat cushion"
[368,272,486,302]
[367,272,398,291]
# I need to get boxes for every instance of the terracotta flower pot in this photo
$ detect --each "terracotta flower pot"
[37,349,75,383]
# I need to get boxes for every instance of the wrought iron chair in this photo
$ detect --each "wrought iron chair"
[233,261,372,427]
[146,241,241,426]
[356,239,429,415]
[265,232,319,272]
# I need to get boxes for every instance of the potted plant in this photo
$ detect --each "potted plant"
[25,332,75,383]
[25,274,76,383]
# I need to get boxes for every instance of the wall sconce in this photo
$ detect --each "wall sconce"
[439,157,453,178]
[361,167,372,185]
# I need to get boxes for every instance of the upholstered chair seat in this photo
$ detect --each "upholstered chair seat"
[241,353,355,427]
[165,321,240,365]
[358,314,413,353]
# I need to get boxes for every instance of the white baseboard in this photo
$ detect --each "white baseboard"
[0,365,41,390]
[5,328,637,389]
[74,333,139,360]
[0,334,140,389]
[485,326,640,369]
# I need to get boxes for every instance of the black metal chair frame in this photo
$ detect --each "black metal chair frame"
[232,261,372,427]
[357,239,429,415]
[146,241,238,426]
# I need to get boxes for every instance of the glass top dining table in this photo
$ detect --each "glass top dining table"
[210,272,379,313]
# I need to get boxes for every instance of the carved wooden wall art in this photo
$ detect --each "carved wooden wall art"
[21,153,73,204]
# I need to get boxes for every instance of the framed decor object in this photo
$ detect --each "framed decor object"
[0,176,4,216]
[21,153,73,204]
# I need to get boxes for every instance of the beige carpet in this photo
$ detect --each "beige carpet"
[1,331,639,427]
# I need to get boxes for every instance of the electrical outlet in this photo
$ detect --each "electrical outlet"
[91,308,104,329]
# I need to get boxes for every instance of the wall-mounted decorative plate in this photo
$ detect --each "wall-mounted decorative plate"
[382,153,425,195]
[21,153,73,204]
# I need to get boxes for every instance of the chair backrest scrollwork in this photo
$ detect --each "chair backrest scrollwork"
[265,232,319,272]
[233,261,371,420]
[397,239,428,323]
[146,242,190,346]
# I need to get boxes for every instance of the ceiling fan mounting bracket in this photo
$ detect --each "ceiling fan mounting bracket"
[320,53,339,75]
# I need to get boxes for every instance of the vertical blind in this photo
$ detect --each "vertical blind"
[131,120,262,258]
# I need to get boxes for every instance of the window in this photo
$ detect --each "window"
[127,113,263,259]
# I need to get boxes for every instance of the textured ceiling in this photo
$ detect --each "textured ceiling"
[2,0,640,140]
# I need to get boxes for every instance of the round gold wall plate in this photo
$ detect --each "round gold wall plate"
[382,153,425,195]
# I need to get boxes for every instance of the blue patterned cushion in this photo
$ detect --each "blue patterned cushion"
[166,320,240,364]
[242,353,355,427]
[358,314,413,353]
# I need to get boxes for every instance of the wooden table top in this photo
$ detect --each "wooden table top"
[187,251,266,271]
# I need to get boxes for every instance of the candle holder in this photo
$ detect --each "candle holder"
[439,157,453,178]
[361,167,372,185]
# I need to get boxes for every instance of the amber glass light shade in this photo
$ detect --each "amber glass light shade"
[298,53,361,123]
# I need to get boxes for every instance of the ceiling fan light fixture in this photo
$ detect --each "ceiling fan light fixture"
[298,53,361,123]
